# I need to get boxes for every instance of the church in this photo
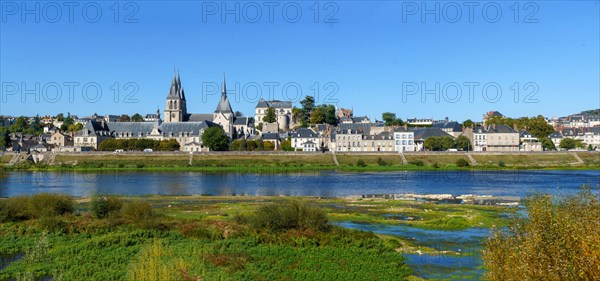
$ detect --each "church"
[163,72,253,139]
[74,73,254,151]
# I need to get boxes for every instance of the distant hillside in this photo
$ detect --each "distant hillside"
[579,109,600,115]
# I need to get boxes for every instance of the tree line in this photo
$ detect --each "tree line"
[98,139,180,151]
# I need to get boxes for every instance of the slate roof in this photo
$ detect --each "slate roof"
[262,133,279,140]
[233,117,249,125]
[474,125,517,134]
[256,99,292,108]
[76,120,219,137]
[413,128,452,140]
[337,123,372,135]
[432,121,462,132]
[215,78,233,113]
[352,116,370,123]
[291,128,317,138]
[548,131,563,138]
[188,114,213,122]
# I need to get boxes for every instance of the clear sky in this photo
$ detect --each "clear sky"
[1,1,599,122]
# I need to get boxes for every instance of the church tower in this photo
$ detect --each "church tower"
[164,72,187,122]
[213,75,234,137]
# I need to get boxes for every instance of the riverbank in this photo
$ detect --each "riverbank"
[0,195,511,280]
[2,151,599,172]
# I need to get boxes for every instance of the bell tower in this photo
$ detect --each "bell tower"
[164,71,187,122]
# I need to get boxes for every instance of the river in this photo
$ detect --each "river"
[1,170,598,197]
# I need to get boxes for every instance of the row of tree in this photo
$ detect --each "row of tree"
[98,139,180,151]
[423,136,472,151]
[290,96,338,127]
[229,139,275,151]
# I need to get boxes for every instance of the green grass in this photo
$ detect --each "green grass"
[472,153,576,167]
[5,153,600,171]
[0,195,418,281]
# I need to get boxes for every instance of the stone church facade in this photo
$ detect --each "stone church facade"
[75,73,253,151]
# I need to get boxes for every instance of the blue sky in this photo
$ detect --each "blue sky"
[1,1,599,122]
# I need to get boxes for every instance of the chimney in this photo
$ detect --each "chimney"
[403,124,408,130]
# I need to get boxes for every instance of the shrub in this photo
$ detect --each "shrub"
[498,161,506,167]
[356,159,367,167]
[376,157,388,166]
[250,201,330,232]
[483,187,600,280]
[28,193,75,218]
[432,162,440,169]
[455,158,470,167]
[408,160,424,166]
[121,201,154,221]
[90,195,123,219]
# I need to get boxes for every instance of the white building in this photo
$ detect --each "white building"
[291,128,320,151]
[394,128,415,152]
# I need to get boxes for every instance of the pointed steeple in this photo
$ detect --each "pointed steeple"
[168,71,179,98]
[215,74,233,113]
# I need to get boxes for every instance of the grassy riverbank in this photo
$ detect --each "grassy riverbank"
[3,152,599,172]
[0,195,510,280]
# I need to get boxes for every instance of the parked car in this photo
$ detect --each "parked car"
[114,149,124,153]
[143,148,153,153]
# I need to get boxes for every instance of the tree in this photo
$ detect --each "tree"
[559,138,577,150]
[281,138,293,151]
[424,136,455,151]
[264,141,275,150]
[539,138,556,151]
[462,119,474,128]
[9,117,28,133]
[235,111,243,117]
[300,96,315,123]
[67,123,83,132]
[119,114,131,122]
[309,106,325,124]
[131,113,144,122]
[263,107,277,123]
[483,188,600,280]
[325,105,338,125]
[381,112,403,126]
[455,135,471,151]
[0,127,11,149]
[201,127,229,151]
[56,113,64,121]
[60,116,75,132]
[292,107,303,124]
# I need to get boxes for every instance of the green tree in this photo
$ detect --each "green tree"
[539,138,556,151]
[381,112,403,126]
[56,113,64,121]
[462,119,474,128]
[0,127,11,149]
[559,138,577,150]
[9,117,28,133]
[235,111,243,117]
[263,107,277,123]
[201,127,229,151]
[131,113,144,122]
[292,106,303,124]
[281,138,293,151]
[325,104,338,125]
[119,114,131,122]
[309,106,325,124]
[300,96,315,124]
[424,136,455,151]
[454,135,471,151]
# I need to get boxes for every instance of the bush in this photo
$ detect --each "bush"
[0,194,74,223]
[432,162,440,169]
[455,158,470,167]
[90,195,123,219]
[498,161,506,167]
[483,187,600,280]
[249,201,330,232]
[376,157,388,166]
[121,201,154,221]
[408,160,424,166]
[356,159,367,167]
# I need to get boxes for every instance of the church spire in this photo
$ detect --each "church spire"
[221,73,226,96]
[215,74,233,114]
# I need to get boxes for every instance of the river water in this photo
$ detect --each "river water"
[1,170,598,198]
